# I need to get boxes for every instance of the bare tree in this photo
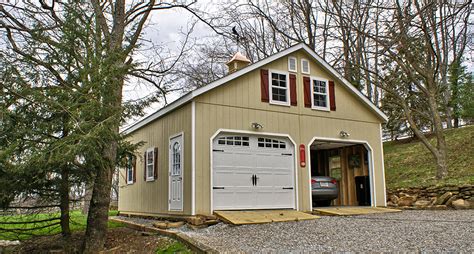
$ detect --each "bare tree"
[1,0,212,252]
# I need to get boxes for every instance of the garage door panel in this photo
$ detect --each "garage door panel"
[213,171,253,187]
[214,152,254,167]
[213,134,295,210]
[258,154,292,166]
[254,189,294,208]
[213,189,255,209]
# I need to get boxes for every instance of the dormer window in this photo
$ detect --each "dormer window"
[301,59,310,74]
[269,70,290,106]
[288,57,297,72]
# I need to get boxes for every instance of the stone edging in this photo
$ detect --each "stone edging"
[387,185,474,209]
[109,218,218,254]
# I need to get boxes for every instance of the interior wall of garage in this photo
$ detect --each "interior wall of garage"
[193,49,386,214]
[118,103,193,216]
[311,145,371,206]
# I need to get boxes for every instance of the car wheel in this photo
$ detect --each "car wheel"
[321,200,332,206]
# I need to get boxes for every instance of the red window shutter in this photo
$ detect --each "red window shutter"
[289,74,297,106]
[329,80,336,111]
[153,147,158,180]
[143,151,147,181]
[132,155,137,183]
[303,76,311,108]
[260,69,269,102]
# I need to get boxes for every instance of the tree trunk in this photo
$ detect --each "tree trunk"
[427,93,449,179]
[81,55,124,252]
[59,169,70,238]
[81,150,115,253]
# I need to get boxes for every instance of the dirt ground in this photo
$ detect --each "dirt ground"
[5,227,186,254]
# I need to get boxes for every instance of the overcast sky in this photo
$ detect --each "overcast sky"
[122,4,221,128]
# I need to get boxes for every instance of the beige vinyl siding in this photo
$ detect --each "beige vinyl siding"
[195,50,381,124]
[118,103,192,216]
[194,49,385,214]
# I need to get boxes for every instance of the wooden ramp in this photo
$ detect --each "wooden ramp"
[313,206,401,216]
[214,210,320,225]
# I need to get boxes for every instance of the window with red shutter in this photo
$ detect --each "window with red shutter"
[269,70,290,106]
[306,77,330,111]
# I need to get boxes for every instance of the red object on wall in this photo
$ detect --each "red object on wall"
[303,77,311,108]
[260,69,269,102]
[299,144,306,167]
[289,74,297,106]
[329,80,336,111]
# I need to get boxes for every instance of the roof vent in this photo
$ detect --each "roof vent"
[226,52,251,74]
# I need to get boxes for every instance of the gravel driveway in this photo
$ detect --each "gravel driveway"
[174,210,473,253]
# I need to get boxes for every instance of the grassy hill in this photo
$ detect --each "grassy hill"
[383,125,474,189]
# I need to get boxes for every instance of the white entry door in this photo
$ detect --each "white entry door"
[169,133,183,211]
[212,134,295,210]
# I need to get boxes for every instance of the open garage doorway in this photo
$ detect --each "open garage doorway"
[309,139,374,208]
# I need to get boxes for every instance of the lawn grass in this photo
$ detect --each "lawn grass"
[384,125,474,189]
[0,210,123,241]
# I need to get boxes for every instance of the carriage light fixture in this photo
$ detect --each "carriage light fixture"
[251,122,263,130]
[340,130,350,138]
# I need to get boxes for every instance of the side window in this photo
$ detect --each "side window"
[217,136,250,147]
[257,138,286,149]
[288,56,297,72]
[269,71,290,106]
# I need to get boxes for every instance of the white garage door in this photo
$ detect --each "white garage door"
[212,134,295,210]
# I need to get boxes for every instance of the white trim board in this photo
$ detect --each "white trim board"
[191,101,196,215]
[209,129,299,213]
[379,123,387,206]
[122,43,388,135]
[307,137,377,210]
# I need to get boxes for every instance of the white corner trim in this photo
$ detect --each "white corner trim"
[191,101,196,215]
[209,129,299,213]
[122,43,388,135]
[288,56,297,72]
[268,69,291,107]
[379,123,387,206]
[310,76,330,111]
[307,137,377,209]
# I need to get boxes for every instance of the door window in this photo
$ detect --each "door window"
[172,142,181,176]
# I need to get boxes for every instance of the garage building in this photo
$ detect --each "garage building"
[119,43,388,216]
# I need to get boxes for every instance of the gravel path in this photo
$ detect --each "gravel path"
[172,210,474,253]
